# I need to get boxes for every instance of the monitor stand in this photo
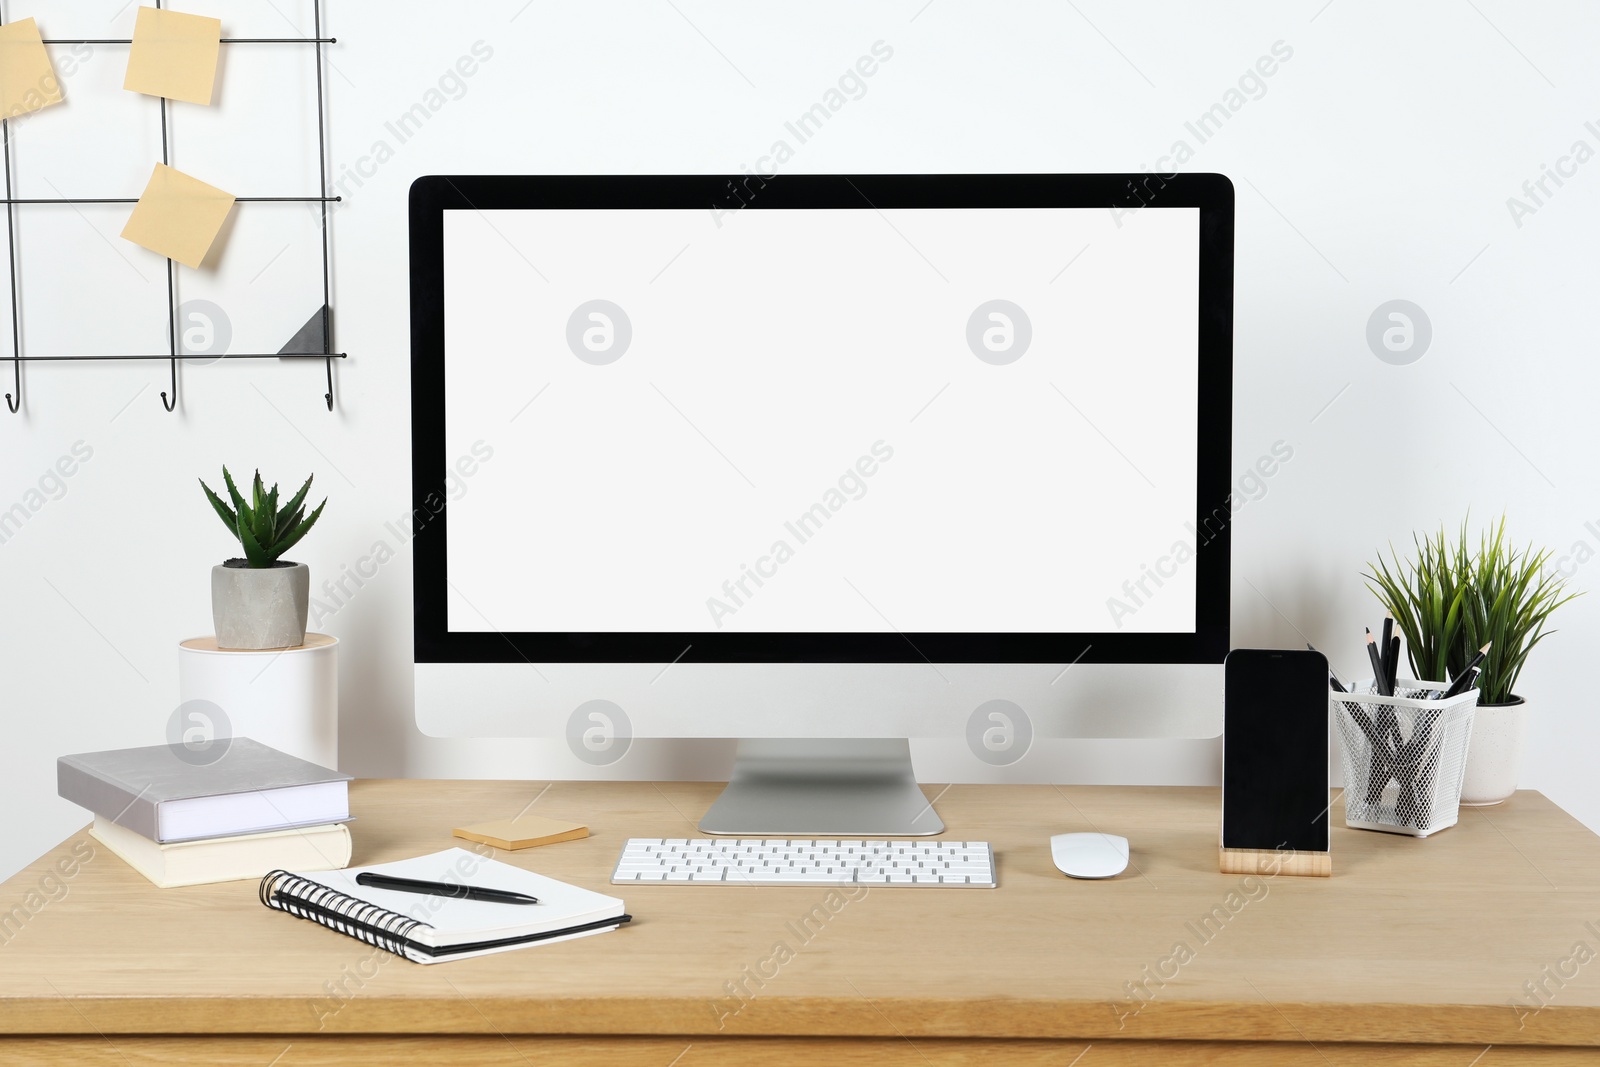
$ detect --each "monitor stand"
[698,738,944,836]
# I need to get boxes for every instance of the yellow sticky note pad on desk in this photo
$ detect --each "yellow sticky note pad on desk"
[124,6,221,105]
[453,814,590,851]
[0,17,63,117]
[121,163,235,268]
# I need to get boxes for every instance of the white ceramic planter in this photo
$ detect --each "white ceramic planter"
[178,633,339,769]
[1459,695,1528,806]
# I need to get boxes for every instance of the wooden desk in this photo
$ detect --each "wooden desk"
[4,781,1600,1065]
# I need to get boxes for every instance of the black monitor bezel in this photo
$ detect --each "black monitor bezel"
[410,173,1233,665]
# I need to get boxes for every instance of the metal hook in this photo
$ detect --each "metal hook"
[324,353,334,411]
[4,357,16,413]
[159,356,176,412]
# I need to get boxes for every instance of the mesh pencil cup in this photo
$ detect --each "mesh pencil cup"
[1333,681,1478,838]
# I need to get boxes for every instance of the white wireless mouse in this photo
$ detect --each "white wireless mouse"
[1050,832,1130,879]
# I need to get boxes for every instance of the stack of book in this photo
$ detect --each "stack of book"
[57,737,352,888]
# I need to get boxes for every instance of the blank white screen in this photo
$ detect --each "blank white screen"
[443,205,1199,635]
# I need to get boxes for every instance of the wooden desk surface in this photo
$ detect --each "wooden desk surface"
[5,780,1600,1065]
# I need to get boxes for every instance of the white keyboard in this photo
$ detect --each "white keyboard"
[612,838,996,887]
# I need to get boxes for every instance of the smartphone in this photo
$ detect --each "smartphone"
[1221,648,1330,855]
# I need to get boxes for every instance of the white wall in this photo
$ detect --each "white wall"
[4,0,1597,882]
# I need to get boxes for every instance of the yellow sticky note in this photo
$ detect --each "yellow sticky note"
[0,18,63,117]
[123,6,221,105]
[453,814,590,851]
[121,163,235,268]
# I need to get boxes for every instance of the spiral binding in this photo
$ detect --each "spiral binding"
[260,869,432,959]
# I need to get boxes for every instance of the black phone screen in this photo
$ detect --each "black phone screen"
[1222,648,1330,853]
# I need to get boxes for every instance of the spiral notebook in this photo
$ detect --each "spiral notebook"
[259,847,630,963]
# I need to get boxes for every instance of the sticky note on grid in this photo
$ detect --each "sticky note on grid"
[0,17,63,117]
[121,163,235,268]
[124,6,221,105]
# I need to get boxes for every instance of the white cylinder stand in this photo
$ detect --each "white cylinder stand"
[178,633,339,769]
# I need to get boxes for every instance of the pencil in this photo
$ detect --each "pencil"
[1307,642,1348,692]
[1441,644,1491,698]
[1441,665,1481,699]
[1366,629,1391,696]
[1380,614,1394,686]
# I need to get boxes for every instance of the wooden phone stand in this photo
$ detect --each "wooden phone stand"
[1219,846,1331,877]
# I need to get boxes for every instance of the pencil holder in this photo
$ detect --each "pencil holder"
[1333,681,1477,838]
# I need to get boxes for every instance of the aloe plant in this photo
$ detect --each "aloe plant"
[199,466,326,568]
[1368,517,1578,704]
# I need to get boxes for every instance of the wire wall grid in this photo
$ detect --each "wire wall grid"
[1,0,345,415]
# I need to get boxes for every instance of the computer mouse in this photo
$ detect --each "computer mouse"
[1050,832,1129,879]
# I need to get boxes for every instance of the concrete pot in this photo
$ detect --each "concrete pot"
[211,560,310,650]
[1459,695,1528,806]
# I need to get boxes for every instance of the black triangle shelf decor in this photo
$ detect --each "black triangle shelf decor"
[279,305,338,411]
[280,306,329,356]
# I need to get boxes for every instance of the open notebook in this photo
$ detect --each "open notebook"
[259,847,630,963]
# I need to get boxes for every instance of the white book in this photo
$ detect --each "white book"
[91,816,352,888]
[260,847,630,963]
[59,738,351,843]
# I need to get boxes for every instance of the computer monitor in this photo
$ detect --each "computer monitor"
[409,173,1233,834]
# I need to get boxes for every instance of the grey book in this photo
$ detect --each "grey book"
[58,737,351,844]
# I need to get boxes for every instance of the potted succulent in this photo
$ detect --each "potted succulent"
[1368,517,1578,805]
[199,467,327,650]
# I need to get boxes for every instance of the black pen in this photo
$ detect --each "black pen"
[356,872,541,905]
[1388,634,1402,692]
[1365,629,1391,696]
